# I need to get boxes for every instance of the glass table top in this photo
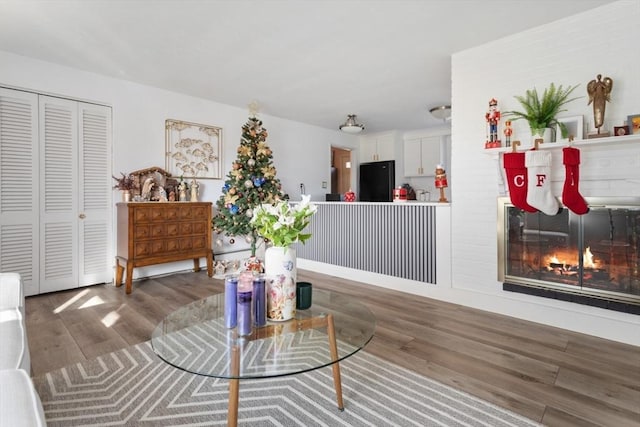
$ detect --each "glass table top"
[150,288,376,379]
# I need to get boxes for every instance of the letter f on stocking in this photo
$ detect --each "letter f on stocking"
[536,174,546,186]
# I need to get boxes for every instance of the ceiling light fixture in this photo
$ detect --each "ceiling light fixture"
[429,105,452,121]
[339,114,364,133]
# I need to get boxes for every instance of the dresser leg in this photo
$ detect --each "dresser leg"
[193,258,201,272]
[125,262,134,294]
[115,258,124,287]
[206,252,214,277]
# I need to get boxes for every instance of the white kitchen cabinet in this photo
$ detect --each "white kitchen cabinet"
[361,133,395,162]
[403,136,441,176]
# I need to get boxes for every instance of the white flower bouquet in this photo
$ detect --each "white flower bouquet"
[251,195,317,247]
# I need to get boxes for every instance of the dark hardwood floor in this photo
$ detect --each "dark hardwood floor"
[25,270,640,426]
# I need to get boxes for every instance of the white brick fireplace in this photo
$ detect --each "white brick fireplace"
[451,1,640,345]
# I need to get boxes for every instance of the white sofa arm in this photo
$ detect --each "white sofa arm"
[0,272,24,311]
[0,369,47,427]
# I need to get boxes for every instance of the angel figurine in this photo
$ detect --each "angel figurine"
[178,180,188,202]
[587,74,613,136]
[190,179,199,202]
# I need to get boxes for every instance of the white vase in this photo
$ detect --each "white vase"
[531,127,554,144]
[264,246,296,321]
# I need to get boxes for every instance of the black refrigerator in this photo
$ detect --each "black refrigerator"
[359,160,395,202]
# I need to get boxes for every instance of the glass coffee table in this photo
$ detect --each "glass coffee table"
[151,288,376,427]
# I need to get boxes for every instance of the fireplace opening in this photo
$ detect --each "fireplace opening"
[498,197,640,314]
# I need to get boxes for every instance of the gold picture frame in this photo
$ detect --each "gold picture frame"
[628,114,640,135]
[165,119,222,179]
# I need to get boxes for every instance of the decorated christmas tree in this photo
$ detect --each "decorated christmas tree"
[212,116,285,256]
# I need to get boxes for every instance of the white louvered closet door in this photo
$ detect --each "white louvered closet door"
[38,96,113,293]
[0,88,40,296]
[77,103,112,287]
[39,96,80,293]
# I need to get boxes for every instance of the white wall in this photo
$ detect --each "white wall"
[0,50,358,276]
[450,0,640,345]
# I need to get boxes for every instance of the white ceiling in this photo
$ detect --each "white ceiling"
[0,0,615,133]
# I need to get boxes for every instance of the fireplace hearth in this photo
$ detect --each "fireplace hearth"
[497,197,640,314]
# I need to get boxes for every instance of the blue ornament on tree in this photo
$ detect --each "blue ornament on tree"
[253,177,263,187]
[222,183,230,193]
[229,204,239,214]
[259,177,266,185]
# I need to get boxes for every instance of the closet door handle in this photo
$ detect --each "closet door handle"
[79,213,86,219]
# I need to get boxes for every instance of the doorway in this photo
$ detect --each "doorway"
[330,147,352,195]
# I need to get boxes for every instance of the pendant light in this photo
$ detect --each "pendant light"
[339,114,365,133]
[429,105,452,121]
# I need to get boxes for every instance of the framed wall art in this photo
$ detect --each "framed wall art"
[556,115,583,143]
[165,119,222,179]
[628,114,640,135]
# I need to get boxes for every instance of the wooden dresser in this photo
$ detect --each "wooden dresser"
[115,202,213,294]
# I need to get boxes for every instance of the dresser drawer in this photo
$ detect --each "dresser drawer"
[150,224,166,238]
[165,207,180,221]
[179,222,194,235]
[134,240,167,257]
[167,223,179,237]
[134,225,150,239]
[134,207,166,222]
[179,236,206,251]
[192,221,208,234]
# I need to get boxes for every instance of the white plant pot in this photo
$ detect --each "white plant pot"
[531,127,554,144]
[264,246,297,321]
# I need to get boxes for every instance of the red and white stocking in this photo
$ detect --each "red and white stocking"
[562,147,589,215]
[503,152,537,212]
[525,150,560,216]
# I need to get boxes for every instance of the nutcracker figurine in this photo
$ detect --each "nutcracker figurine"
[485,98,501,148]
[434,164,448,203]
[503,120,513,147]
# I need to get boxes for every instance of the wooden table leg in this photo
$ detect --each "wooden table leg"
[228,345,240,427]
[326,313,344,411]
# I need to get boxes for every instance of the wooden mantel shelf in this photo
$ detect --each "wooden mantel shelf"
[483,134,639,158]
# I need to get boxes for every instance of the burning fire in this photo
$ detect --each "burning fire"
[583,247,597,269]
[545,247,601,270]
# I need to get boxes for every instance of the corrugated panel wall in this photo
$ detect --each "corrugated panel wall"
[295,203,437,283]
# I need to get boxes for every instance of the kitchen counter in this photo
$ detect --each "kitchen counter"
[294,202,450,285]
[316,201,450,206]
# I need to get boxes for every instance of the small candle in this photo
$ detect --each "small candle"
[237,290,252,336]
[224,275,238,328]
[253,274,266,327]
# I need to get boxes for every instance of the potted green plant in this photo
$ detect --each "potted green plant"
[506,83,581,141]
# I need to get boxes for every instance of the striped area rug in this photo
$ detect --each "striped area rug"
[33,342,541,426]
